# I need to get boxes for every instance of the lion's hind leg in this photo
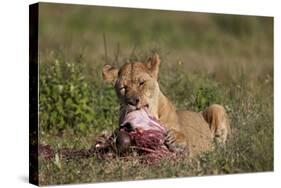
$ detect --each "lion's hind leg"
[202,104,230,145]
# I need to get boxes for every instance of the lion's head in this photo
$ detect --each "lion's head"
[102,54,161,118]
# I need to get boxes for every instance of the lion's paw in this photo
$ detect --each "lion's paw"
[165,129,187,153]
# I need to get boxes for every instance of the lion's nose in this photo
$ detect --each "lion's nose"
[127,96,140,106]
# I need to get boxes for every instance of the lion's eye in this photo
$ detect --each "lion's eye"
[139,81,145,86]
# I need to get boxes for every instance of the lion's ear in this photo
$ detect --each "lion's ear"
[102,64,119,84]
[147,53,160,79]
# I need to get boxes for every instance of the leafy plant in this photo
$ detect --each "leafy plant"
[192,80,223,111]
[39,59,97,133]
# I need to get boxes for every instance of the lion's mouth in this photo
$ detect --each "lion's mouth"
[126,104,149,114]
[138,104,149,110]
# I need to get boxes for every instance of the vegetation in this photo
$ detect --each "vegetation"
[38,3,273,185]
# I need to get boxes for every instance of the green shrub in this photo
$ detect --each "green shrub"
[39,59,97,133]
[160,64,224,111]
[192,80,223,111]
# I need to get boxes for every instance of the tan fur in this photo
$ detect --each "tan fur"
[202,104,231,144]
[102,54,231,157]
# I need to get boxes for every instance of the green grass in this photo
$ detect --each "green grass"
[38,3,273,186]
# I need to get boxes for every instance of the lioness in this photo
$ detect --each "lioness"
[102,54,230,157]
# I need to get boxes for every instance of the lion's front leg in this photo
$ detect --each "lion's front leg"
[165,128,190,156]
[202,104,231,145]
